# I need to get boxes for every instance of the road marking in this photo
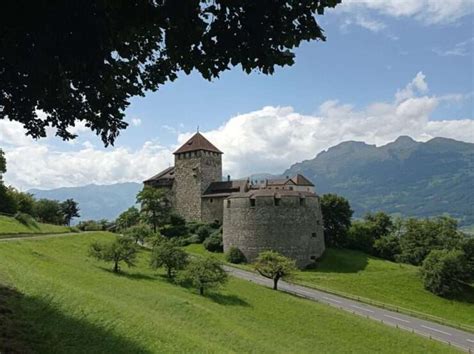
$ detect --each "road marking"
[467,339,474,343]
[322,296,342,304]
[383,314,410,323]
[350,304,374,313]
[420,325,452,336]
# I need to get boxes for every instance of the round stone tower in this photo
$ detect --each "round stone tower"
[222,190,325,268]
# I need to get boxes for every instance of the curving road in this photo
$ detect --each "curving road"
[224,266,474,353]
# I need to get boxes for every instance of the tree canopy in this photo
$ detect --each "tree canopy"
[320,194,353,248]
[254,250,296,290]
[0,1,341,145]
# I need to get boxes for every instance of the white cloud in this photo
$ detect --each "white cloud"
[131,118,142,127]
[433,37,474,57]
[1,73,472,190]
[339,0,473,25]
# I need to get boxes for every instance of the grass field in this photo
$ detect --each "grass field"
[0,215,72,236]
[0,233,457,353]
[185,244,474,329]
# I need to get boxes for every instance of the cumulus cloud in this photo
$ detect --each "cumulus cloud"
[1,72,472,190]
[339,0,473,25]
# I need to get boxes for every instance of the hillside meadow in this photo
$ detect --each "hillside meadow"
[0,215,72,237]
[186,244,474,329]
[0,232,457,353]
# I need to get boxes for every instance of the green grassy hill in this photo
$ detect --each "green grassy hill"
[0,215,72,237]
[0,233,455,353]
[186,244,474,330]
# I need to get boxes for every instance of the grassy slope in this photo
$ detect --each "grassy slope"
[0,233,455,354]
[185,244,474,328]
[0,215,71,236]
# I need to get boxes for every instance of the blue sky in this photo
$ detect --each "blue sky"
[1,1,473,189]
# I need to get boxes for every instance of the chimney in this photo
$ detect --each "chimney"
[227,175,231,182]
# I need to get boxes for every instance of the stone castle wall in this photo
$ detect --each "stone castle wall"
[201,196,225,225]
[223,194,325,268]
[173,151,222,222]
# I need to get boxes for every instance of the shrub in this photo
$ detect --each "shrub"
[225,247,246,264]
[203,231,223,252]
[373,235,401,261]
[421,249,466,296]
[196,225,212,243]
[160,223,188,238]
[187,221,206,234]
[186,234,201,244]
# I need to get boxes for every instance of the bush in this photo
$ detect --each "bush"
[421,249,467,296]
[14,212,37,228]
[225,247,246,264]
[169,213,186,226]
[196,225,212,243]
[185,234,201,244]
[160,223,188,238]
[187,221,206,234]
[203,231,223,253]
[373,235,401,261]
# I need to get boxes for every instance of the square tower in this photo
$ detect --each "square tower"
[173,133,223,222]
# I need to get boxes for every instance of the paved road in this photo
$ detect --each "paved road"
[225,266,474,352]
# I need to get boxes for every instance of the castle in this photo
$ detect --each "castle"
[144,132,325,267]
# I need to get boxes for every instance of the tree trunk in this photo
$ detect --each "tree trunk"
[273,276,279,290]
[113,261,119,273]
[167,267,172,279]
[199,286,204,295]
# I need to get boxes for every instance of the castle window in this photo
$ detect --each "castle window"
[311,232,317,238]
[299,198,305,206]
[250,198,256,207]
[316,220,320,225]
[310,256,316,261]
[289,187,293,191]
[210,198,213,203]
[274,198,281,206]
[227,200,231,208]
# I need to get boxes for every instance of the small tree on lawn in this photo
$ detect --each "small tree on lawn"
[124,224,153,244]
[180,257,228,295]
[150,240,188,279]
[89,237,138,273]
[254,251,296,290]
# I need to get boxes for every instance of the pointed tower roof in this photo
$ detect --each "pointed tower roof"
[174,132,223,155]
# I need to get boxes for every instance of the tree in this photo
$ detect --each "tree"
[150,240,188,279]
[254,251,296,290]
[180,257,228,295]
[320,194,353,247]
[60,199,80,226]
[421,249,466,296]
[397,217,463,266]
[11,189,35,215]
[347,212,393,254]
[0,1,341,145]
[137,187,171,233]
[34,199,64,224]
[461,238,474,281]
[373,235,401,261]
[0,149,5,178]
[124,224,153,244]
[89,237,138,273]
[116,207,140,230]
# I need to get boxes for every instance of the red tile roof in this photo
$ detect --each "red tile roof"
[174,132,223,154]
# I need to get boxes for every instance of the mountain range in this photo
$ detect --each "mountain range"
[29,136,474,226]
